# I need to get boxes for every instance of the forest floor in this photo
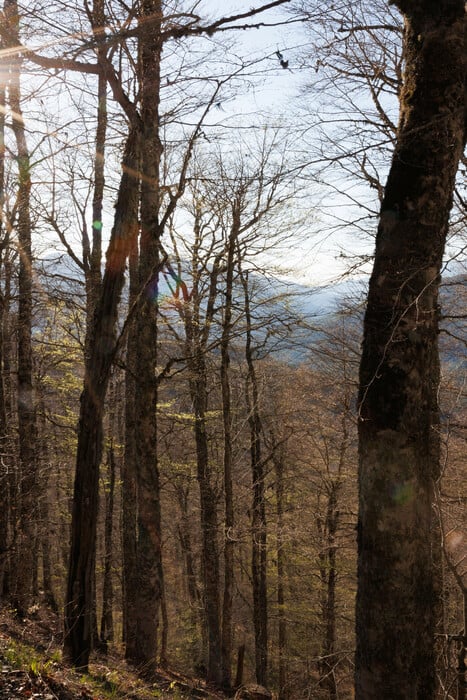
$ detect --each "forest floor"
[0,605,226,700]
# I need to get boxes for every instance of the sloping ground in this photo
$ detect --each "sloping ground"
[0,607,225,700]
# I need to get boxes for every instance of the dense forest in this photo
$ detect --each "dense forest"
[0,1,465,699]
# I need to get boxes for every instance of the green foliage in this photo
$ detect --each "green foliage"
[29,657,53,676]
[3,639,41,669]
[49,649,62,663]
[2,639,60,679]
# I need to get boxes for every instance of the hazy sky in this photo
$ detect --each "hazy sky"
[196,2,352,286]
[196,2,377,286]
[25,1,377,287]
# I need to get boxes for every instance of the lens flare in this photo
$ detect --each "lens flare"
[146,275,159,303]
[391,481,414,505]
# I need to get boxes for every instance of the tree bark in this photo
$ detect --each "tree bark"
[0,78,9,599]
[64,128,141,669]
[83,0,106,349]
[130,0,164,673]
[100,441,116,647]
[356,3,466,698]
[176,485,205,664]
[0,258,13,600]
[317,482,339,700]
[37,400,58,613]
[180,223,224,686]
[3,0,38,617]
[221,223,237,689]
[122,234,138,659]
[88,0,106,317]
[240,269,268,687]
[190,358,222,685]
[272,438,287,700]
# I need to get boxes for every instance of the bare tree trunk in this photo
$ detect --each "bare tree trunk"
[0,253,13,600]
[0,79,9,599]
[83,0,106,345]
[159,559,168,668]
[0,388,9,598]
[122,234,138,659]
[87,7,107,651]
[4,0,38,617]
[176,485,205,664]
[273,439,287,700]
[41,496,58,614]
[191,363,222,685]
[317,483,339,700]
[221,225,237,690]
[181,230,223,686]
[356,3,466,698]
[130,0,164,673]
[132,274,163,675]
[64,128,141,669]
[88,2,106,318]
[0,70,14,597]
[459,593,467,700]
[240,268,268,687]
[100,441,116,648]
[37,400,58,613]
[318,396,349,700]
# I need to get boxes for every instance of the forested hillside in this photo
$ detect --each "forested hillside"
[0,1,465,699]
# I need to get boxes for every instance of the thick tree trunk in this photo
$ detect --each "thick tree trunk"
[0,81,9,599]
[355,3,466,698]
[5,0,38,617]
[0,54,14,600]
[132,275,163,674]
[64,129,141,669]
[130,0,164,673]
[0,254,13,599]
[64,375,103,668]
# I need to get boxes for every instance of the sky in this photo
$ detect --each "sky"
[203,0,305,116]
[195,0,373,287]
[17,0,464,294]
[20,0,336,282]
[17,0,404,289]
